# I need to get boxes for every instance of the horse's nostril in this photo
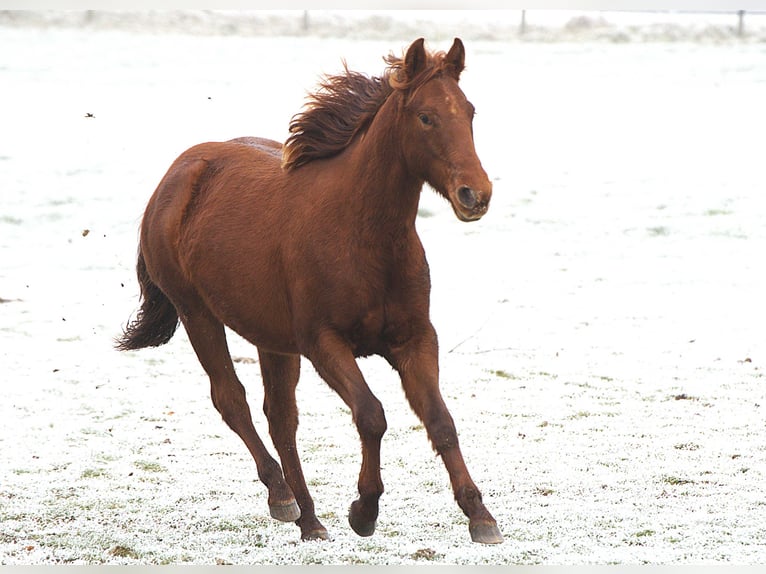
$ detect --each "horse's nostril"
[458,186,478,209]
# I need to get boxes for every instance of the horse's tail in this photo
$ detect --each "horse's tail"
[115,248,179,351]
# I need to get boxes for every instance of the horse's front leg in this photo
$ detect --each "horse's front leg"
[386,325,503,544]
[305,330,387,537]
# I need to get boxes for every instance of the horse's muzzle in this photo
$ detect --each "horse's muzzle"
[454,185,490,222]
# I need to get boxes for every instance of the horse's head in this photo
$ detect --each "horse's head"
[392,38,492,222]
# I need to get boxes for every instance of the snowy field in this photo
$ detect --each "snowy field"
[2,11,766,565]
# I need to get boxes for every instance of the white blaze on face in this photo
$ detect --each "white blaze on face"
[445,95,459,116]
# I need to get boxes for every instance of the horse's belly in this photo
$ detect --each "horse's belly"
[345,306,387,358]
[220,289,296,354]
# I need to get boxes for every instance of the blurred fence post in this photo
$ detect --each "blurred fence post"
[737,10,745,37]
[303,10,310,33]
[520,10,526,36]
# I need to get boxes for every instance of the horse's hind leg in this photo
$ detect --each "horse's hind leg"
[259,350,328,540]
[179,302,299,523]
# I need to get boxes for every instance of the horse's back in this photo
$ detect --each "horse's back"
[227,136,283,158]
[146,137,290,254]
[151,138,283,211]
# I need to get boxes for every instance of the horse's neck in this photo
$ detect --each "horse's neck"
[342,106,423,236]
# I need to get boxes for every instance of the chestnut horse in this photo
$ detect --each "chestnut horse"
[117,38,502,544]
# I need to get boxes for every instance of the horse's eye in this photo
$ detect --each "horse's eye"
[418,113,432,126]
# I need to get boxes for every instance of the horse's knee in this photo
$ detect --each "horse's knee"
[354,397,387,442]
[427,416,459,455]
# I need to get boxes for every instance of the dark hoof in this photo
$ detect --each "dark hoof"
[469,520,504,544]
[269,500,301,522]
[348,501,376,537]
[302,527,330,541]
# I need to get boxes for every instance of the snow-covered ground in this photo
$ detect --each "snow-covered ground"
[1,12,765,565]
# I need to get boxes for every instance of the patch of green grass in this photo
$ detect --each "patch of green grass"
[421,479,443,492]
[199,516,269,535]
[0,511,27,523]
[214,520,242,532]
[704,208,732,216]
[647,226,670,237]
[81,468,107,479]
[491,369,517,379]
[95,453,119,463]
[411,548,442,561]
[108,545,139,559]
[663,475,695,486]
[626,530,655,546]
[568,381,594,389]
[667,536,682,544]
[133,461,166,473]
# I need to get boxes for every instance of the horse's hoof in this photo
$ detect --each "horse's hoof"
[349,515,376,537]
[302,527,330,541]
[469,520,504,544]
[348,501,376,537]
[269,500,301,522]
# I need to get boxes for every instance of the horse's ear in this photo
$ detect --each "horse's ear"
[445,37,465,80]
[404,37,427,81]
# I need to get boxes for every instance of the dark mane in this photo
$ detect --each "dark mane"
[282,47,453,171]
